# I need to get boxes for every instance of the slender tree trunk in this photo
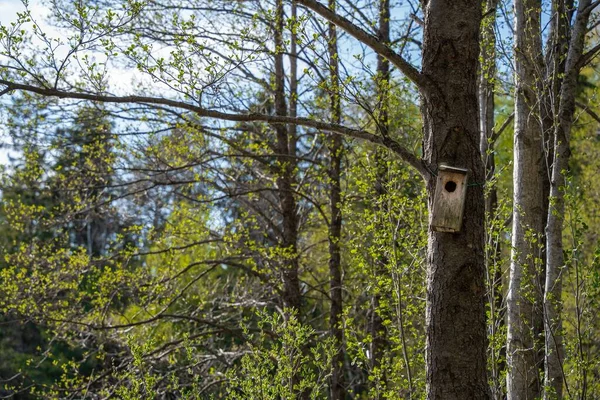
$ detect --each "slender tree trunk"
[539,3,571,399]
[289,0,299,157]
[544,127,568,400]
[327,1,346,398]
[478,3,505,399]
[544,2,594,397]
[506,0,545,397]
[368,0,391,390]
[541,0,572,231]
[274,0,300,312]
[421,1,490,398]
[274,2,303,396]
[539,0,566,394]
[369,148,387,383]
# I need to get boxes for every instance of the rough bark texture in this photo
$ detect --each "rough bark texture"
[544,2,593,397]
[421,1,490,398]
[506,0,545,397]
[327,1,346,397]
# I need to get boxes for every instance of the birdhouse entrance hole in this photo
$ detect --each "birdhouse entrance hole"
[430,165,469,233]
[444,181,457,193]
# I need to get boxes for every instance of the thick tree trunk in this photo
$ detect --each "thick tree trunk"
[506,0,545,398]
[421,1,490,398]
[327,1,346,398]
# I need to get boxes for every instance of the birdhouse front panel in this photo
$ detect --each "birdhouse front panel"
[431,165,469,233]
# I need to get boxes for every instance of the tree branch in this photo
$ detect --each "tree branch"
[576,42,600,69]
[0,80,428,179]
[576,100,600,123]
[586,0,600,12]
[409,13,425,27]
[490,113,515,144]
[295,0,433,94]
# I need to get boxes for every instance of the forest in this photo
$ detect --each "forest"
[0,0,599,399]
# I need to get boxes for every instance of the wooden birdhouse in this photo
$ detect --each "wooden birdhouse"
[431,165,469,233]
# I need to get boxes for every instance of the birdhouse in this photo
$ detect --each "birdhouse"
[431,165,469,233]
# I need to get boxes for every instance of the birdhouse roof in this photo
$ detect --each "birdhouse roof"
[438,164,469,174]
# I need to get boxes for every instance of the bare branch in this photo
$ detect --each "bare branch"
[576,100,600,123]
[295,0,434,94]
[0,80,428,179]
[576,42,600,69]
[490,113,515,143]
[409,13,424,27]
[586,0,600,12]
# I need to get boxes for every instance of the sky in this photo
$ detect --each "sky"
[0,0,144,165]
[0,0,525,168]
[0,1,49,165]
[0,0,26,23]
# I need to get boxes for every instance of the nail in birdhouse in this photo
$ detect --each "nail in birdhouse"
[431,165,469,233]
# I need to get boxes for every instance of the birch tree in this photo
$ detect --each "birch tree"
[506,0,546,397]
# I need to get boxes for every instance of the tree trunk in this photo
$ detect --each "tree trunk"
[544,125,568,400]
[421,1,490,398]
[506,0,545,397]
[541,0,572,231]
[368,0,391,390]
[544,2,594,397]
[539,8,571,394]
[275,0,301,313]
[369,147,387,383]
[541,8,573,399]
[327,0,346,398]
[478,2,505,399]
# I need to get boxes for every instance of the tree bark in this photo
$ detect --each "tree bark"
[421,1,490,398]
[327,1,346,398]
[506,0,545,397]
